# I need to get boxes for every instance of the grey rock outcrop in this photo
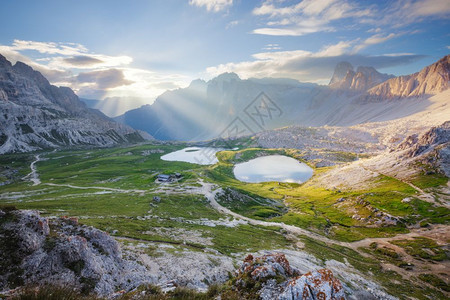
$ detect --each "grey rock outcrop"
[0,208,153,296]
[396,121,450,176]
[0,54,149,154]
[233,253,346,300]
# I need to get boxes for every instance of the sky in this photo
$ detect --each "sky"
[0,0,449,112]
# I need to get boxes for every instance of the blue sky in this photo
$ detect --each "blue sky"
[0,0,449,108]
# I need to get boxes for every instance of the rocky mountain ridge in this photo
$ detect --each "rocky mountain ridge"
[329,61,394,91]
[116,55,449,141]
[0,54,150,154]
[367,55,450,99]
[116,73,317,140]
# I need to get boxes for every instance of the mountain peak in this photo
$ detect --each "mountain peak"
[213,72,240,82]
[0,55,147,153]
[356,66,377,75]
[13,61,51,88]
[329,62,393,91]
[188,78,207,90]
[329,62,354,85]
[0,54,12,68]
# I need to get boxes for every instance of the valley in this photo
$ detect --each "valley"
[1,133,448,299]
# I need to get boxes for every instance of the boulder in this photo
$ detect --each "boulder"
[0,208,153,296]
[233,253,346,300]
[279,269,346,300]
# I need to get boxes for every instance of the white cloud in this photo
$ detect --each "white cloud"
[11,40,88,55]
[104,68,189,101]
[367,27,382,33]
[206,41,423,83]
[189,0,233,12]
[49,54,133,69]
[353,33,398,52]
[406,0,450,18]
[226,20,239,29]
[252,0,373,36]
[251,0,450,36]
[362,0,450,27]
[262,43,282,50]
[0,40,189,104]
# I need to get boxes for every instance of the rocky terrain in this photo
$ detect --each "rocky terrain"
[0,52,448,300]
[0,54,150,154]
[0,207,366,299]
[232,253,345,300]
[0,207,153,296]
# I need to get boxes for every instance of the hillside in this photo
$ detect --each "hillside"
[0,55,150,154]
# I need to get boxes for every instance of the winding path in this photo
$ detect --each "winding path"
[44,182,147,194]
[22,154,41,186]
[197,181,450,252]
[199,181,343,245]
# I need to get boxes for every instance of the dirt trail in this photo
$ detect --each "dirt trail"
[197,180,450,286]
[44,183,147,194]
[198,181,345,245]
[22,154,41,186]
[198,180,449,252]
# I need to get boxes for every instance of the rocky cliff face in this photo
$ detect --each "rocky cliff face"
[367,55,450,99]
[0,208,153,296]
[329,62,393,91]
[0,54,149,154]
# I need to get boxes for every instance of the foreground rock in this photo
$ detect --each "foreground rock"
[0,208,153,296]
[233,253,346,300]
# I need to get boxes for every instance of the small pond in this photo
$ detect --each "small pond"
[233,155,313,183]
[160,147,223,165]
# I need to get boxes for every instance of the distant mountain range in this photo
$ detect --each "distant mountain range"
[1,53,448,151]
[116,55,450,141]
[0,55,150,154]
[115,73,318,141]
[80,97,149,118]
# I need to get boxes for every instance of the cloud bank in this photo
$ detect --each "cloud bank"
[207,41,425,83]
[251,0,450,36]
[0,40,189,105]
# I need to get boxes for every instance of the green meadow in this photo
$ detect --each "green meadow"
[1,142,449,299]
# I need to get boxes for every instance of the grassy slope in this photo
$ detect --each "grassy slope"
[0,144,290,256]
[207,148,449,242]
